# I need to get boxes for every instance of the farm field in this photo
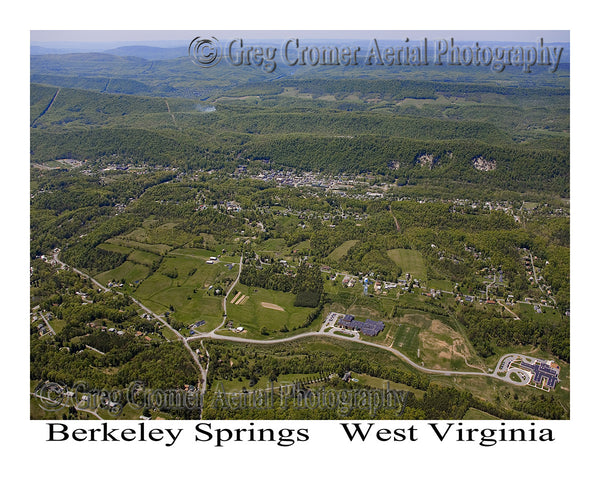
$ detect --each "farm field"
[101,249,238,330]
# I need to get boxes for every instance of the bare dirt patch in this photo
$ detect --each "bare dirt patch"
[261,302,284,311]
[418,320,472,369]
[235,294,248,305]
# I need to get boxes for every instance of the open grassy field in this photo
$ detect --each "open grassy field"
[255,238,287,254]
[221,284,315,338]
[130,253,236,330]
[351,373,425,400]
[128,249,161,266]
[123,221,195,246]
[387,248,427,280]
[211,372,318,394]
[95,260,150,286]
[427,278,455,292]
[393,323,421,358]
[97,242,133,255]
[106,237,172,255]
[327,239,359,261]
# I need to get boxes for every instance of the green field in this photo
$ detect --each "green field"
[427,279,455,292]
[387,248,427,280]
[255,238,288,255]
[106,237,172,255]
[351,373,425,400]
[123,221,195,246]
[211,372,317,394]
[393,323,421,358]
[327,240,359,261]
[97,242,133,255]
[128,249,161,266]
[131,254,236,330]
[95,260,150,286]
[222,285,315,338]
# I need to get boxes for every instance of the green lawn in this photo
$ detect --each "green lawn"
[128,249,161,266]
[97,242,133,255]
[106,237,172,255]
[212,373,317,394]
[51,319,67,334]
[387,248,427,280]
[351,373,425,400]
[428,279,454,292]
[256,238,287,254]
[123,222,195,246]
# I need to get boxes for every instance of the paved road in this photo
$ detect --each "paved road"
[38,310,56,335]
[187,329,492,378]
[52,250,109,293]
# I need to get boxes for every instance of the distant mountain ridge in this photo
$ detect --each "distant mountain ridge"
[102,45,189,60]
[31,44,189,60]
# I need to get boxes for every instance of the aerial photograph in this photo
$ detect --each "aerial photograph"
[29,30,570,422]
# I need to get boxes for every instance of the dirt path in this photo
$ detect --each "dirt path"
[165,100,177,126]
[389,204,401,231]
[497,300,521,320]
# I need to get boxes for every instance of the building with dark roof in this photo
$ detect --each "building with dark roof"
[519,360,560,389]
[337,316,385,336]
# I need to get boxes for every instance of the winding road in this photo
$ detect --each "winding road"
[187,329,493,378]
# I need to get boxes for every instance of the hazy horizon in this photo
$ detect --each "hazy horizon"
[31,29,570,47]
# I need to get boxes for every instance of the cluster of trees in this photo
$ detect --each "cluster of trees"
[239,260,324,309]
[30,261,199,392]
[31,337,197,392]
[456,304,569,361]
[30,168,174,260]
[239,262,295,293]
[209,109,509,144]
[203,341,430,392]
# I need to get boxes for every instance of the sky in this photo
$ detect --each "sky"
[31,29,570,46]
